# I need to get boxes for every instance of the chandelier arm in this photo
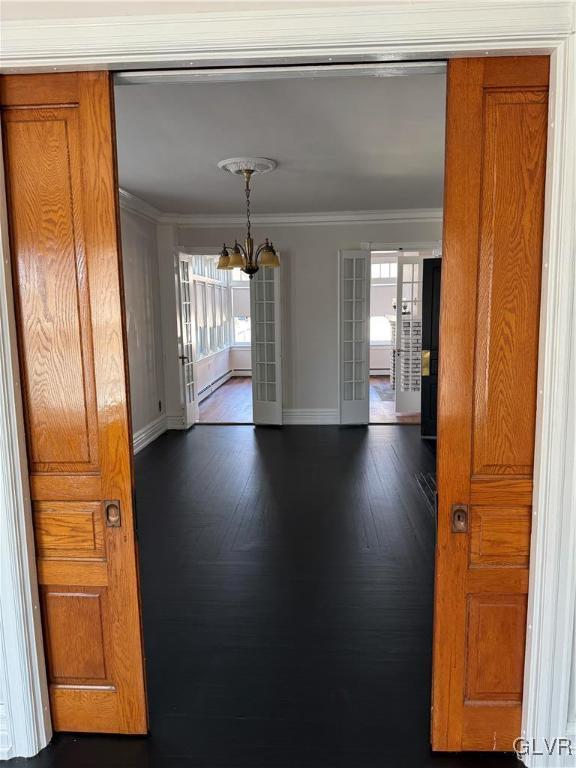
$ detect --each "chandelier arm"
[237,242,248,258]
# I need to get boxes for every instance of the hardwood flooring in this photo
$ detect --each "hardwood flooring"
[199,376,253,423]
[13,426,516,767]
[370,375,421,424]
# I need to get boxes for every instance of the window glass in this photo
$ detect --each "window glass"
[234,316,251,343]
[370,315,393,344]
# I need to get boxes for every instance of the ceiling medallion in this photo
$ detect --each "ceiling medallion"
[216,157,280,278]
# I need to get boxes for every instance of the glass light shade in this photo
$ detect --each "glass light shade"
[227,246,244,268]
[216,249,231,270]
[259,245,280,267]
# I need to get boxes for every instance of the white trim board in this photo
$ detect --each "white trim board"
[282,409,340,425]
[132,415,167,454]
[0,2,574,762]
[0,3,573,71]
[118,190,443,228]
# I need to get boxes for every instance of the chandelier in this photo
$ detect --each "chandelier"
[216,157,280,278]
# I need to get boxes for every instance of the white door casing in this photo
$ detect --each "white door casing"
[340,249,371,425]
[394,252,423,414]
[176,253,199,427]
[251,265,282,425]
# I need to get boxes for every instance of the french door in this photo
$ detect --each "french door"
[394,253,423,414]
[339,250,370,424]
[250,265,282,424]
[176,253,199,428]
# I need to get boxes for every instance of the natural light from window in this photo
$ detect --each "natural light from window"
[234,316,251,343]
[370,316,393,344]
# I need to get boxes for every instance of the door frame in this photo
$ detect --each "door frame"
[0,5,574,762]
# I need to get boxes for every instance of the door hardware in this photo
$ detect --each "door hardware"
[451,504,468,533]
[104,500,122,528]
[422,349,431,377]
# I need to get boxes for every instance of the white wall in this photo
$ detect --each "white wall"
[120,208,165,434]
[177,220,441,411]
[231,346,252,374]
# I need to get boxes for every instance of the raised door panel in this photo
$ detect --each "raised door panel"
[1,72,147,734]
[432,56,548,752]
[4,109,98,472]
[472,91,547,476]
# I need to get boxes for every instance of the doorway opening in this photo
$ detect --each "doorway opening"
[111,63,454,766]
[178,253,254,425]
[3,53,546,766]
[368,249,442,429]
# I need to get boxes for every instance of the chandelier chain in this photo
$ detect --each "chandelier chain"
[245,171,251,239]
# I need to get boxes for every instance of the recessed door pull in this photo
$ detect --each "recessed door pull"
[451,504,468,533]
[104,500,122,528]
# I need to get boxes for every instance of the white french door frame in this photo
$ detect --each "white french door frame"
[175,252,200,428]
[339,249,371,424]
[0,6,574,763]
[251,265,283,425]
[394,252,424,415]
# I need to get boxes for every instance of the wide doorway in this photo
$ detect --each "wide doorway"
[2,53,547,768]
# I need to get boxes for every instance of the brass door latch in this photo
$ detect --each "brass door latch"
[451,503,468,533]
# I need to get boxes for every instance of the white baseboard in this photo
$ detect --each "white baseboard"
[133,414,167,453]
[198,371,231,403]
[282,408,340,425]
[370,369,391,376]
[166,414,188,430]
[231,369,252,376]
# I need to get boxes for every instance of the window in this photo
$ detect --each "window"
[232,285,251,344]
[370,315,393,344]
[371,261,397,280]
[234,317,251,343]
[231,267,250,282]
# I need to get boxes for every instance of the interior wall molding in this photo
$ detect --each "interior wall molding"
[133,414,167,455]
[0,2,573,71]
[282,409,340,425]
[118,190,443,228]
[118,188,162,223]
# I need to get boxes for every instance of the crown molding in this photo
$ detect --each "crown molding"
[171,208,444,228]
[117,190,443,228]
[1,2,574,71]
[118,189,163,223]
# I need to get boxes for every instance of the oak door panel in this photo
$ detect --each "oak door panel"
[432,56,548,751]
[3,109,98,471]
[1,72,147,734]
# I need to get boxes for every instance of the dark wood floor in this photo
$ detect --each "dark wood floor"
[15,426,516,768]
[199,377,253,423]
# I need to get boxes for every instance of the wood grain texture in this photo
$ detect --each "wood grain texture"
[472,90,547,476]
[3,108,98,471]
[1,72,147,734]
[34,501,105,559]
[469,506,531,568]
[42,588,109,683]
[432,56,548,752]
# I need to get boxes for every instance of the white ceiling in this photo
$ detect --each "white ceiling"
[114,73,446,215]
